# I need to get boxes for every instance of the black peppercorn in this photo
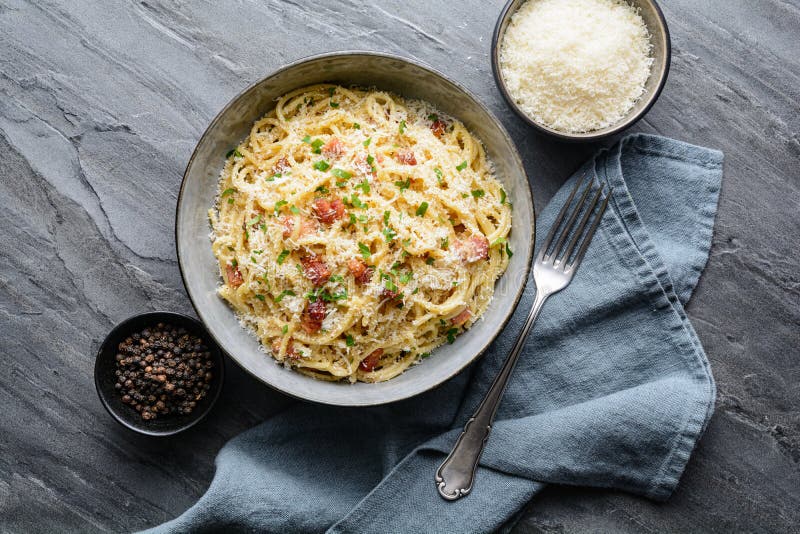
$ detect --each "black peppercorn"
[113,322,214,422]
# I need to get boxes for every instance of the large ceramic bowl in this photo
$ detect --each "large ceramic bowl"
[176,52,534,406]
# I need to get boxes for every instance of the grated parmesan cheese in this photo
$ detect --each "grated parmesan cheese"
[499,0,653,133]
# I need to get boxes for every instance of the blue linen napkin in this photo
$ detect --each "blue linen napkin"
[150,134,723,533]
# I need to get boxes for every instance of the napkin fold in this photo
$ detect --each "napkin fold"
[150,134,723,533]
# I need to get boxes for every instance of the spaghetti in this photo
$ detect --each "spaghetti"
[210,85,512,382]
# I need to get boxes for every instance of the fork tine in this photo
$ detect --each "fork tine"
[548,178,593,261]
[567,188,612,271]
[556,185,604,267]
[539,174,586,261]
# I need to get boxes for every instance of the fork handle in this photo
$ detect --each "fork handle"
[435,291,548,500]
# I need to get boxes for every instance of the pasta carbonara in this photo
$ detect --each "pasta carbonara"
[210,85,512,383]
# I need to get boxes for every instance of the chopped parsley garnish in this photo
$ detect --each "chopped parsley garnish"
[227,198,234,204]
[252,249,263,254]
[348,213,357,226]
[332,168,352,180]
[315,185,329,194]
[328,87,335,97]
[402,238,411,248]
[456,160,468,171]
[306,287,346,302]
[226,148,243,159]
[314,160,331,172]
[471,189,485,198]
[505,242,513,258]
[434,168,443,184]
[399,271,413,284]
[394,178,411,192]
[282,324,289,334]
[357,214,368,223]
[221,188,236,197]
[411,287,419,295]
[274,200,288,215]
[266,173,279,181]
[302,135,311,143]
[231,259,238,267]
[461,193,470,199]
[399,120,407,134]
[500,188,507,205]
[426,257,435,265]
[311,139,324,154]
[415,202,429,217]
[382,226,396,242]
[366,154,375,165]
[358,242,371,259]
[248,214,261,226]
[276,249,290,264]
[446,328,458,344]
[363,137,371,147]
[345,334,355,347]
[441,237,449,250]
[329,101,339,108]
[380,271,398,292]
[274,289,295,303]
[255,294,265,301]
[353,122,360,129]
[355,180,370,194]
[330,274,344,283]
[289,205,300,214]
[428,113,438,122]
[350,194,367,209]
[383,210,391,225]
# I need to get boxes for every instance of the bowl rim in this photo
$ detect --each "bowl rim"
[490,0,672,142]
[94,311,225,436]
[175,50,535,406]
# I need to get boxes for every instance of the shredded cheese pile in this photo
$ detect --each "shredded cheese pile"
[499,0,654,133]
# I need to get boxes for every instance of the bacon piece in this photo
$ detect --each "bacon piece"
[322,137,345,159]
[450,308,472,326]
[347,258,373,285]
[456,235,490,263]
[359,349,384,372]
[281,215,318,239]
[380,287,400,301]
[431,119,447,138]
[272,156,290,174]
[301,255,331,286]
[225,264,244,288]
[395,149,417,165]
[271,337,299,359]
[301,300,327,334]
[313,197,346,224]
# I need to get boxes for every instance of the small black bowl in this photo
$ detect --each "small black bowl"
[94,311,224,436]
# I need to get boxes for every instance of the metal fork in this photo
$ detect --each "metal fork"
[435,175,611,501]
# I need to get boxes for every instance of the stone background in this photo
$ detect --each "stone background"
[1,0,798,531]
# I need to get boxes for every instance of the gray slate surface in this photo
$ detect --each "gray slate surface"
[1,0,798,532]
